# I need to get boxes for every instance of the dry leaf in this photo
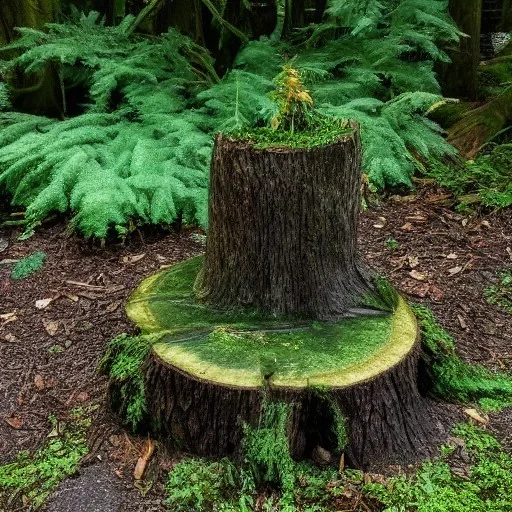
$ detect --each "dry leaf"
[0,238,8,253]
[134,439,155,480]
[43,319,59,336]
[373,217,386,229]
[408,256,419,268]
[464,408,488,425]
[400,222,414,231]
[457,315,468,330]
[122,253,146,264]
[448,266,462,276]
[446,253,458,260]
[34,375,45,390]
[35,298,54,309]
[506,247,512,260]
[4,416,24,429]
[409,270,427,281]
[4,333,18,343]
[428,285,444,302]
[480,220,491,229]
[462,218,469,227]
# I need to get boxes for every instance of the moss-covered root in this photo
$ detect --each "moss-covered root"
[447,85,512,158]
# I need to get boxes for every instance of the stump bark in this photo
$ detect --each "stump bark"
[197,132,376,320]
[122,128,439,470]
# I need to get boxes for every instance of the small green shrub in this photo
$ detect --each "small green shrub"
[428,144,512,210]
[485,271,512,314]
[413,304,512,410]
[366,423,512,512]
[10,251,46,280]
[165,458,241,512]
[0,411,89,511]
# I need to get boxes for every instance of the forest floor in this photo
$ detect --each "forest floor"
[1,182,511,511]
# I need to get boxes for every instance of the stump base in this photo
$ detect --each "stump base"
[125,257,436,469]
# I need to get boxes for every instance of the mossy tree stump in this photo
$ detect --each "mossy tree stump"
[123,128,436,469]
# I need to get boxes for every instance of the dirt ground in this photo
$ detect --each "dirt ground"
[1,183,511,510]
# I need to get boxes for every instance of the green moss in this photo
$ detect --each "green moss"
[366,423,512,512]
[128,257,417,389]
[485,271,512,314]
[234,117,352,149]
[11,251,46,280]
[0,410,89,511]
[98,333,157,430]
[413,304,512,410]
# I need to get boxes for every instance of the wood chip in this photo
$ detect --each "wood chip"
[35,298,54,309]
[448,266,463,276]
[400,222,414,231]
[373,216,386,229]
[457,315,468,330]
[3,333,18,343]
[446,253,458,259]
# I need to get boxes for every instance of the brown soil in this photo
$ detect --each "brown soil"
[0,184,511,510]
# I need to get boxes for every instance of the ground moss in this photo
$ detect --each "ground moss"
[413,304,512,410]
[0,410,89,511]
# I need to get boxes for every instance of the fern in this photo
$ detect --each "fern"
[0,82,9,110]
[0,2,462,236]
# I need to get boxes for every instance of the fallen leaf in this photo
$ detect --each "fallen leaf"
[462,218,469,227]
[464,408,488,425]
[480,220,491,229]
[76,391,89,403]
[0,238,9,253]
[428,285,444,302]
[4,416,24,429]
[408,256,419,268]
[35,298,54,309]
[34,375,45,390]
[122,253,146,264]
[457,315,468,330]
[134,439,155,480]
[400,222,414,231]
[4,333,18,343]
[409,270,427,281]
[43,319,59,336]
[448,266,463,276]
[446,253,458,260]
[373,217,386,229]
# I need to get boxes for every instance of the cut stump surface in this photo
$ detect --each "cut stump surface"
[126,257,436,469]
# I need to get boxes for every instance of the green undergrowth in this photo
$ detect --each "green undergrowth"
[367,422,512,512]
[165,401,344,512]
[0,409,89,511]
[98,333,156,430]
[413,304,512,410]
[10,250,46,279]
[0,1,461,238]
[485,271,512,314]
[427,144,512,210]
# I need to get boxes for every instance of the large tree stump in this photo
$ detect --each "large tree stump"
[122,129,438,470]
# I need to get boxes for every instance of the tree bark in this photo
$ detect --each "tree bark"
[196,132,375,320]
[441,0,483,100]
[143,334,436,470]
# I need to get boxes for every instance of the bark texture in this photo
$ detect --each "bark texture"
[197,132,374,320]
[447,84,512,157]
[441,0,483,100]
[143,337,437,470]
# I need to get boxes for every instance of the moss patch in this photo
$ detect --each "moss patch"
[127,257,417,389]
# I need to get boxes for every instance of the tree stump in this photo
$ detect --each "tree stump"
[123,129,437,469]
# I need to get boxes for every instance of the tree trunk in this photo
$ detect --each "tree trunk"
[196,132,375,320]
[441,0,483,100]
[501,0,512,31]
